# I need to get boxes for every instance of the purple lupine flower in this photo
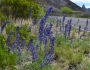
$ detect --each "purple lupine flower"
[6,31,13,46]
[68,24,72,36]
[39,18,46,42]
[39,7,53,43]
[49,37,55,63]
[44,54,50,64]
[27,40,38,61]
[44,6,53,20]
[44,23,53,37]
[86,19,88,27]
[84,20,89,32]
[27,40,33,51]
[28,7,32,18]
[42,29,55,66]
[31,46,38,61]
[35,45,39,53]
[59,19,61,29]
[69,19,72,25]
[21,39,25,49]
[78,25,81,39]
[44,52,49,64]
[18,47,21,56]
[15,26,20,47]
[49,37,55,50]
[62,13,66,23]
[41,63,45,68]
[78,25,81,35]
[1,20,9,32]
[62,14,67,34]
[33,52,38,61]
[11,42,15,52]
[16,33,20,47]
[67,19,72,33]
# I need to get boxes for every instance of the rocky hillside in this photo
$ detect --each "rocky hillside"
[36,0,84,14]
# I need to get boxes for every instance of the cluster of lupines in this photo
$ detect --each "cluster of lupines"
[60,13,67,34]
[1,7,55,68]
[38,7,56,67]
[25,7,55,63]
[41,35,55,68]
[61,13,66,33]
[39,7,53,43]
[66,19,72,36]
[27,40,38,61]
[39,18,46,42]
[61,16,90,43]
[62,19,72,37]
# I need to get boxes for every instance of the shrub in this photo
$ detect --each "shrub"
[0,11,7,25]
[61,7,74,16]
[5,22,16,35]
[19,24,36,44]
[1,0,45,22]
[0,34,17,70]
[31,2,45,24]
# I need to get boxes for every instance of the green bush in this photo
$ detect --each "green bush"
[0,34,17,70]
[61,7,74,16]
[0,34,5,48]
[31,2,45,24]
[5,22,16,35]
[0,11,7,25]
[1,0,45,22]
